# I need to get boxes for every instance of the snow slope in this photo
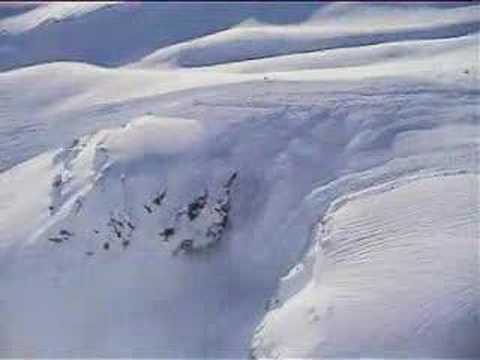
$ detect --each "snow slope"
[0,2,118,34]
[251,173,479,359]
[134,3,479,69]
[0,2,478,358]
[0,2,322,71]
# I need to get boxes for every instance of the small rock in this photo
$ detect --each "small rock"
[180,239,194,250]
[187,190,208,221]
[69,138,80,149]
[52,175,62,188]
[152,190,167,206]
[59,229,73,237]
[225,172,238,188]
[160,227,175,241]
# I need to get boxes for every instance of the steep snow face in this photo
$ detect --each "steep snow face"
[1,80,478,357]
[251,173,480,359]
[0,117,244,357]
[0,2,478,358]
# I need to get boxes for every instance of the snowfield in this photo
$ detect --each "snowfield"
[0,2,478,358]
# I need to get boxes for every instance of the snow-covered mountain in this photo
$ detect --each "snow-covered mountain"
[0,2,478,358]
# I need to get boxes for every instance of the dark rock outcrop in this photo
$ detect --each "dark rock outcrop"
[187,190,208,221]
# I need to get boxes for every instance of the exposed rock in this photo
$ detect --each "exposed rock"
[59,229,73,237]
[69,138,80,149]
[74,198,83,214]
[52,174,62,188]
[187,190,208,221]
[168,173,237,255]
[171,239,195,256]
[45,171,237,258]
[108,217,125,229]
[108,217,123,239]
[248,348,257,360]
[48,228,74,244]
[206,221,226,243]
[144,204,152,213]
[180,239,194,250]
[224,171,237,189]
[159,227,175,242]
[152,190,167,206]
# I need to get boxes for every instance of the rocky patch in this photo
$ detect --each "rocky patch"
[45,171,238,258]
[48,228,74,244]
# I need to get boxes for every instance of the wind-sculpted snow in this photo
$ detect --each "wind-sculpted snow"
[251,173,480,359]
[0,2,119,33]
[0,2,478,358]
[0,2,322,71]
[101,115,206,160]
[0,3,477,71]
[135,5,479,69]
[0,79,477,356]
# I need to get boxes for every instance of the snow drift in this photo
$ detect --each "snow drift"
[251,173,479,358]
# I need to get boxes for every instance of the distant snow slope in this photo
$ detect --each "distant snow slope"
[0,2,478,358]
[0,2,118,33]
[0,2,322,71]
[134,3,479,69]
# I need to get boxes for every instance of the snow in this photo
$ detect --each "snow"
[252,173,480,358]
[210,34,477,75]
[101,115,206,161]
[0,2,478,358]
[0,2,118,34]
[134,3,479,69]
[0,151,56,247]
[0,3,323,71]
